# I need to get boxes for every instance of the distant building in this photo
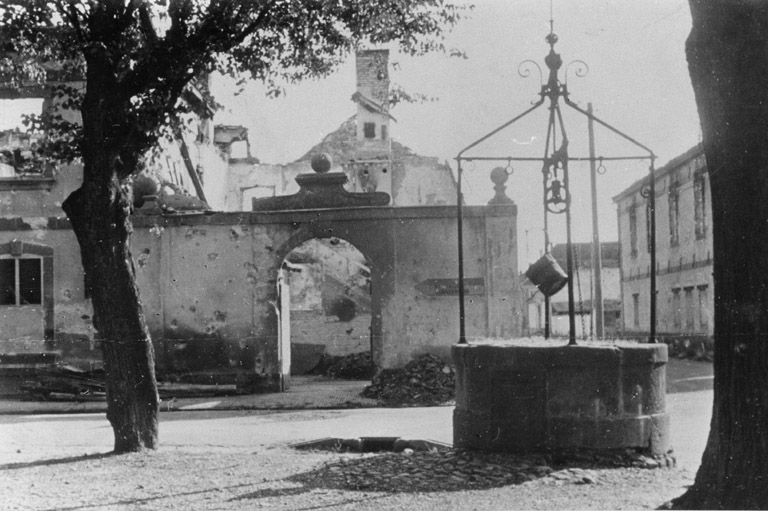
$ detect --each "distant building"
[525,242,621,339]
[613,144,713,351]
[224,49,458,211]
[0,69,228,353]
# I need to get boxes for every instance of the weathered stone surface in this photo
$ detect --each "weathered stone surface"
[453,342,670,455]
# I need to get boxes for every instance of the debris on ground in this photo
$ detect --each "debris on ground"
[292,446,676,493]
[16,365,239,401]
[311,352,375,380]
[362,353,455,406]
[19,365,106,401]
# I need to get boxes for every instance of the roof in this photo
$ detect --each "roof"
[351,91,397,122]
[612,144,705,203]
[551,298,621,314]
[550,242,620,269]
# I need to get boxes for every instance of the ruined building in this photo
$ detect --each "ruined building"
[223,49,458,211]
[0,50,522,391]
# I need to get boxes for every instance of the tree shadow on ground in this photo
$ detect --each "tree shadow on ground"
[232,447,671,500]
[0,452,114,471]
[47,482,257,511]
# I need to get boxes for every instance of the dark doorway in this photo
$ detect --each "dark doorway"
[281,237,372,377]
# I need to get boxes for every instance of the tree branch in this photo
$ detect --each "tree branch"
[54,0,87,44]
[137,2,158,47]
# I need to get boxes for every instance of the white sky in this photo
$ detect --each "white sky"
[214,0,700,264]
[1,1,699,266]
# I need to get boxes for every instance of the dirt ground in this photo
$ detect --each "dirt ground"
[0,358,712,510]
[2,441,695,510]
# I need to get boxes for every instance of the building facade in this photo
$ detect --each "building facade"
[613,145,713,352]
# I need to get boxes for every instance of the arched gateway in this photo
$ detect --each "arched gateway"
[130,162,522,392]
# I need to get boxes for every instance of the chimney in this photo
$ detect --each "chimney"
[349,49,393,203]
[356,49,390,108]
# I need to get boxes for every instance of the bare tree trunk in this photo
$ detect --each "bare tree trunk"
[56,41,161,453]
[672,1,768,508]
[63,183,159,453]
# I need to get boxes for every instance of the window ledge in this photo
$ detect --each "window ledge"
[0,176,56,191]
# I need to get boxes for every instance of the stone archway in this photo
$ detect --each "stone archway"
[128,165,519,391]
[280,237,373,377]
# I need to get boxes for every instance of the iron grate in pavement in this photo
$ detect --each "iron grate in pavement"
[291,437,452,453]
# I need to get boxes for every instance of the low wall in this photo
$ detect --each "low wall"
[453,340,669,455]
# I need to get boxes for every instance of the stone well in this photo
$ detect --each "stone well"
[453,340,669,455]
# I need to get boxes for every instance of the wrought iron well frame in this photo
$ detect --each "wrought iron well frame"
[455,25,658,346]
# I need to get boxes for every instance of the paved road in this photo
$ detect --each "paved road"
[0,391,712,473]
[0,358,713,472]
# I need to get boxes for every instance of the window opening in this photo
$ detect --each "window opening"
[363,122,376,139]
[0,256,42,305]
[698,285,709,332]
[684,287,695,332]
[672,288,682,330]
[629,202,638,257]
[632,293,640,328]
[668,179,679,247]
[694,171,707,239]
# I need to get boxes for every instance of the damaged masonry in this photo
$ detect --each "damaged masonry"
[0,50,522,395]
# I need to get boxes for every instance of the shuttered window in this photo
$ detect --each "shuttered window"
[0,257,42,305]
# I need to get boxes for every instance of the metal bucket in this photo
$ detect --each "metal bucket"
[525,253,568,297]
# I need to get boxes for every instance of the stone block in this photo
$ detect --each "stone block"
[453,408,546,453]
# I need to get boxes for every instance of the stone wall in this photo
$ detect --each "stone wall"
[0,204,521,390]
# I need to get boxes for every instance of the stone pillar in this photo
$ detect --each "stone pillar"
[484,205,522,338]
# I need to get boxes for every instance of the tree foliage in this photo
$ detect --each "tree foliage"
[0,0,470,453]
[1,0,469,168]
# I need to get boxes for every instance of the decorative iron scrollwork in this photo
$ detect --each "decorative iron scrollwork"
[565,60,590,84]
[518,60,543,88]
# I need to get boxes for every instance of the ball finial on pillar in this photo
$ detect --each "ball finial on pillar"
[311,153,333,173]
[488,166,514,205]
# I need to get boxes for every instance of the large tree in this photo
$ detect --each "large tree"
[672,1,768,508]
[0,0,467,453]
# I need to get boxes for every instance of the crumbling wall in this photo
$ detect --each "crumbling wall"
[0,204,520,390]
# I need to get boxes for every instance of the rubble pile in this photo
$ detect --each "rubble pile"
[313,352,375,380]
[19,365,106,401]
[362,354,454,406]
